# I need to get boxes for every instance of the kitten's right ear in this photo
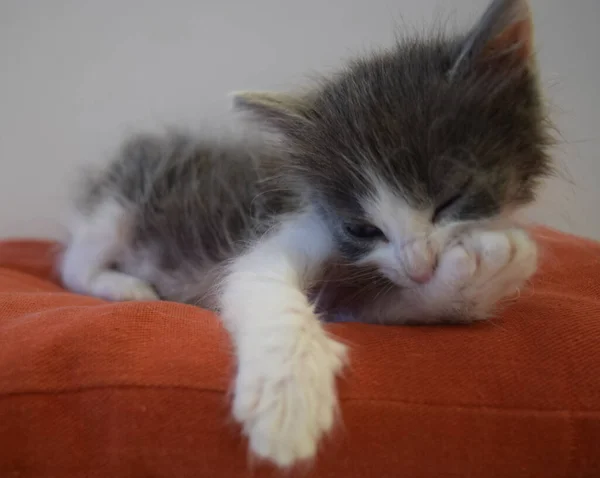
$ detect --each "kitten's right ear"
[450,0,534,78]
[230,91,313,130]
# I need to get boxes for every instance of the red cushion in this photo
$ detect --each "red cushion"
[0,228,599,477]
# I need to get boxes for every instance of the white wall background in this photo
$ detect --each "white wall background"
[1,0,599,240]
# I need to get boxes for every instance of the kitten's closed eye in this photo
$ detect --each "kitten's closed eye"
[345,223,386,240]
[432,180,471,223]
[432,193,463,223]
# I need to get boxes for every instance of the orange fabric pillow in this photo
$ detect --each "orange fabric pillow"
[0,228,599,478]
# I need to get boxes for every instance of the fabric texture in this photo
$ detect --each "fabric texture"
[0,228,599,478]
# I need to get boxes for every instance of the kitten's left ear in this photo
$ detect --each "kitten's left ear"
[450,0,534,77]
[230,91,313,130]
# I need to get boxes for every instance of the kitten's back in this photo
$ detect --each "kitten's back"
[69,132,291,304]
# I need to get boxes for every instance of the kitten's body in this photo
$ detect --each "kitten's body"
[60,0,551,468]
[65,130,528,324]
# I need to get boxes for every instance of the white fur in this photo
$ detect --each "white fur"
[220,210,347,467]
[60,200,159,301]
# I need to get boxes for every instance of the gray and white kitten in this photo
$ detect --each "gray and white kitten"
[60,0,551,468]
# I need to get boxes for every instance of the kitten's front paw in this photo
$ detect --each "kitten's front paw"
[233,310,347,468]
[427,228,537,320]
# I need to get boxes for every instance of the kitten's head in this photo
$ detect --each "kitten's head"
[234,0,552,285]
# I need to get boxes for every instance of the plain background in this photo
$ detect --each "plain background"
[1,0,598,240]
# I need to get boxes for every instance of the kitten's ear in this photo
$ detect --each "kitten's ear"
[231,91,312,128]
[450,0,534,77]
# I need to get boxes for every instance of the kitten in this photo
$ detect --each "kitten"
[59,0,552,468]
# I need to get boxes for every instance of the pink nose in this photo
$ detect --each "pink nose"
[408,269,433,284]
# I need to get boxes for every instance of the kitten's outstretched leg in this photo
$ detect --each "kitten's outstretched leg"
[220,211,346,468]
[60,199,159,301]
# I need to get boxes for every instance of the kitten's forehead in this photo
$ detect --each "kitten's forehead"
[361,176,432,241]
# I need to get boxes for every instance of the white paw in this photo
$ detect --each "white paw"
[233,309,347,468]
[423,228,537,320]
[89,271,160,301]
